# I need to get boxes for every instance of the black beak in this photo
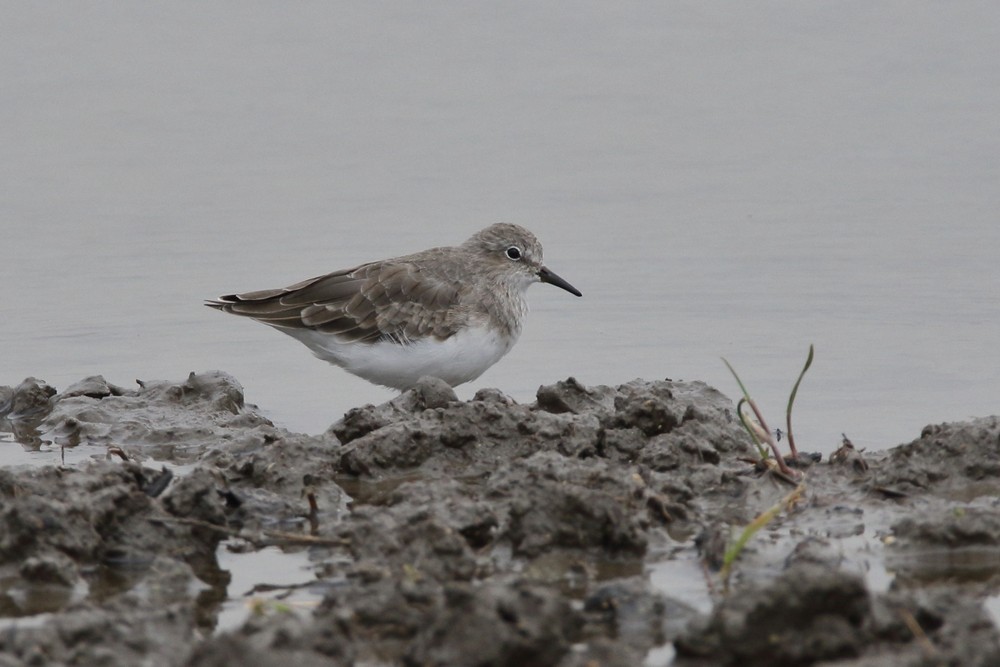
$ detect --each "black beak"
[538,266,582,297]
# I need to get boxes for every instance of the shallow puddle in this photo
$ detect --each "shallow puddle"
[214,542,326,633]
[985,595,1000,632]
[0,571,87,618]
[0,432,104,468]
[647,554,714,615]
[887,546,1000,586]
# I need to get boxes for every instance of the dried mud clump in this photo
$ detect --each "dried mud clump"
[1,372,1000,666]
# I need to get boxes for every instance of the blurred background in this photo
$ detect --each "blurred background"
[2,2,998,454]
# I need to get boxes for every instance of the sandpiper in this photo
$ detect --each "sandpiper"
[206,223,581,390]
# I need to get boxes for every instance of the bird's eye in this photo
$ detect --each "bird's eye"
[505,246,522,261]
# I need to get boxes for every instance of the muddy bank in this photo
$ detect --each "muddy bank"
[1,372,999,666]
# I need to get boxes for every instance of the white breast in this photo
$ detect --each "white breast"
[283,325,519,390]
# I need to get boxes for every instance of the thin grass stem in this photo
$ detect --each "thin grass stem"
[785,344,814,458]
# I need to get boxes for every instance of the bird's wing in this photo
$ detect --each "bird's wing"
[206,261,466,344]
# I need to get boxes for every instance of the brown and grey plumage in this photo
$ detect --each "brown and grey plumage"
[205,223,581,390]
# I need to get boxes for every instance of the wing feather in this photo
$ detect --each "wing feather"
[207,259,468,344]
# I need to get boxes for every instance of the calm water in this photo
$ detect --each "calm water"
[3,2,999,456]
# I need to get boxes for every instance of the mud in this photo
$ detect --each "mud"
[1,372,999,666]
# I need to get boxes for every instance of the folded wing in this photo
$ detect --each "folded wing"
[206,262,465,344]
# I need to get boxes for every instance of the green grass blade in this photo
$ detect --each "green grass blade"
[786,344,814,417]
[722,357,752,401]
[785,344,814,457]
[720,483,806,587]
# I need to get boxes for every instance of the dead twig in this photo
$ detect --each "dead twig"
[148,515,348,548]
[106,446,129,461]
[898,608,936,657]
[304,488,320,535]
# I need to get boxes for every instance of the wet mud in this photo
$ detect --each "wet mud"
[1,372,999,666]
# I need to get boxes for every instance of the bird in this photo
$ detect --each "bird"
[205,223,581,390]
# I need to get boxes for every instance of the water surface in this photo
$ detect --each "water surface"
[3,2,999,455]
